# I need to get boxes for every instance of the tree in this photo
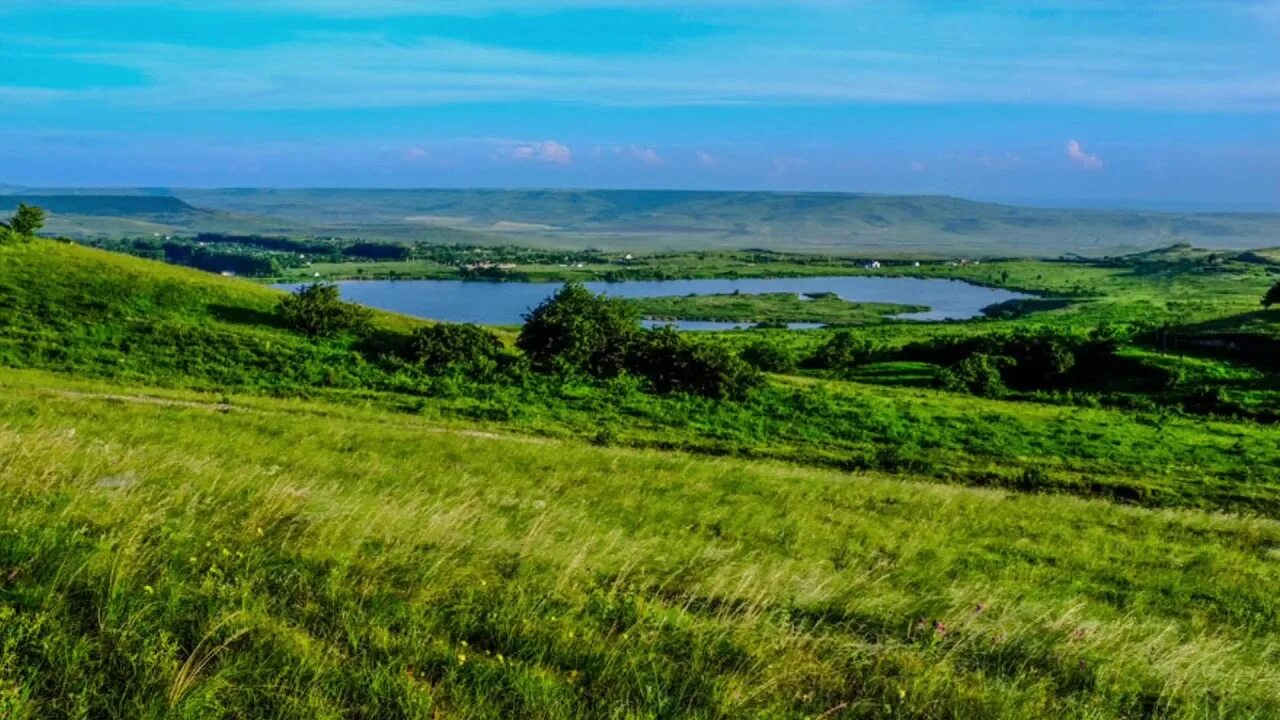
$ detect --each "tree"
[4,203,45,237]
[517,282,638,377]
[409,323,507,373]
[628,327,762,399]
[1264,282,1280,309]
[939,353,1010,397]
[741,339,798,373]
[811,330,876,370]
[277,283,371,338]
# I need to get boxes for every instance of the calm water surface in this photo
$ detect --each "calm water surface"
[276,276,1030,330]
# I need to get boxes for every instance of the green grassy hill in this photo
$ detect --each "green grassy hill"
[1,240,1279,717]
[1,377,1277,718]
[175,188,1280,255]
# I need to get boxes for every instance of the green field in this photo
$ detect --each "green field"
[2,231,1280,717]
[627,292,926,325]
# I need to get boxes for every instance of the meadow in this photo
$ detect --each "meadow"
[2,376,1279,718]
[625,293,925,325]
[1,233,1279,717]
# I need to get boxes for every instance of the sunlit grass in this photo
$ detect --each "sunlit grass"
[2,385,1279,717]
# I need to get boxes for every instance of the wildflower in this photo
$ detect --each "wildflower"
[143,585,155,595]
[457,654,466,664]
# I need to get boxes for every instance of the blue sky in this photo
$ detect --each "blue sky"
[0,0,1277,208]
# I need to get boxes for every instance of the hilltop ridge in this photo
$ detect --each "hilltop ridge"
[6,186,1279,255]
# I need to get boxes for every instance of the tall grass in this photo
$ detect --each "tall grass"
[1,385,1277,718]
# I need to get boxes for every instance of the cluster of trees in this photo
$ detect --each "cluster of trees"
[517,283,761,399]
[0,203,45,243]
[903,327,1127,396]
[736,330,878,376]
[275,281,762,399]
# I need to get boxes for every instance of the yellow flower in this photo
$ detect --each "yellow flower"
[143,585,154,595]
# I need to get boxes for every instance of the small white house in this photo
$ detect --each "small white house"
[865,260,882,269]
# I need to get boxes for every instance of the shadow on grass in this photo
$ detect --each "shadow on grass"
[208,303,286,329]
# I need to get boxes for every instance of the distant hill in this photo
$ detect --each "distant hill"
[0,194,200,216]
[8,187,1279,256]
[176,188,1280,256]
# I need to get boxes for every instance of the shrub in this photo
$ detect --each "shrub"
[628,327,762,399]
[409,323,507,373]
[517,282,638,377]
[6,203,46,237]
[1264,282,1280,309]
[939,353,1009,396]
[905,326,1125,392]
[277,283,372,338]
[741,340,798,373]
[811,330,876,370]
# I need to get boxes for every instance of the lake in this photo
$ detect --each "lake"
[275,276,1031,330]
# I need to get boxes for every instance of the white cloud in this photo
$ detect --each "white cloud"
[1066,139,1103,170]
[511,140,572,165]
[696,150,720,168]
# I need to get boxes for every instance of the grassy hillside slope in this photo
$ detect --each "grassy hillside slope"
[0,241,1276,515]
[1,235,1280,716]
[1,379,1277,718]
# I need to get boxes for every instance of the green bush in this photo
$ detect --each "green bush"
[517,282,638,377]
[1264,281,1280,309]
[277,283,372,338]
[811,330,876,370]
[939,353,1009,397]
[740,339,798,373]
[410,323,507,373]
[628,327,762,399]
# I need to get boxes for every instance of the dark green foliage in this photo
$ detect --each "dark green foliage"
[1264,282,1280,309]
[740,339,798,373]
[276,283,372,338]
[343,241,412,260]
[410,323,507,373]
[5,203,45,237]
[627,327,762,399]
[939,353,1009,396]
[517,282,638,377]
[163,243,284,276]
[906,327,1125,393]
[811,330,877,370]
